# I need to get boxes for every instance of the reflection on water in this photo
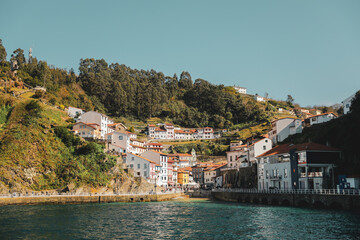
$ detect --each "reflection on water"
[0,200,359,239]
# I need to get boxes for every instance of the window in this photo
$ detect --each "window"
[137,164,140,169]
[119,136,123,140]
[230,156,233,162]
[144,171,147,177]
[265,140,268,143]
[263,146,266,150]
[144,164,147,169]
[284,168,288,178]
[131,157,134,161]
[130,164,134,168]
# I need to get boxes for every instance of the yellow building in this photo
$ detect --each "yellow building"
[177,170,189,185]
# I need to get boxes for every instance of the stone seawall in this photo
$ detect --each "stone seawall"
[212,191,360,211]
[0,193,183,206]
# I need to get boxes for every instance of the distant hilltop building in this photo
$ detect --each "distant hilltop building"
[342,94,356,115]
[233,86,247,94]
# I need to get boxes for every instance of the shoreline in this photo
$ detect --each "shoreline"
[0,193,183,206]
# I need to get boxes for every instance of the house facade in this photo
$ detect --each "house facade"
[72,122,101,140]
[268,118,302,145]
[257,143,340,190]
[141,151,169,187]
[233,86,247,94]
[342,94,355,115]
[123,153,161,185]
[106,132,130,152]
[303,113,337,127]
[67,106,84,118]
[78,111,113,139]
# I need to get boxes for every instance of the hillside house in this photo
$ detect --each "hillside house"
[268,118,302,145]
[141,151,169,187]
[233,86,247,94]
[72,122,101,140]
[123,153,161,185]
[303,113,337,127]
[67,106,84,118]
[78,111,113,139]
[342,94,356,114]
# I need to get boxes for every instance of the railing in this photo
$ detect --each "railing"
[0,190,184,198]
[300,172,323,177]
[212,188,360,195]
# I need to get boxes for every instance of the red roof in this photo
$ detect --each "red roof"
[305,112,338,120]
[257,143,340,158]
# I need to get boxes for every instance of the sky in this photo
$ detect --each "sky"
[1,0,360,107]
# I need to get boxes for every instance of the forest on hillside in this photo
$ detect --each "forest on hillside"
[0,41,267,128]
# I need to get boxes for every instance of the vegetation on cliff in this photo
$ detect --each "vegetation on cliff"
[0,93,119,193]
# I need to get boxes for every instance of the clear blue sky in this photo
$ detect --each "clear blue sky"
[1,0,360,107]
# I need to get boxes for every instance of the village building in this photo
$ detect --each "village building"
[254,94,265,102]
[145,143,164,152]
[123,153,161,185]
[174,129,195,140]
[256,143,340,190]
[233,86,247,94]
[342,94,356,115]
[107,122,127,133]
[303,113,337,127]
[78,111,114,139]
[268,118,302,145]
[226,138,272,169]
[204,164,227,188]
[106,132,130,152]
[177,169,189,186]
[141,151,169,187]
[72,122,101,140]
[67,106,84,118]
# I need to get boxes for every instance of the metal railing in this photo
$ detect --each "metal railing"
[0,190,184,198]
[212,188,360,195]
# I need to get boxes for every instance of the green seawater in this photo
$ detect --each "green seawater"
[0,199,359,239]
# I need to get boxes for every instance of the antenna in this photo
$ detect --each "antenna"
[28,47,32,63]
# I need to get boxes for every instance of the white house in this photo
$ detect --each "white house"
[141,150,169,187]
[268,118,302,145]
[303,113,337,127]
[123,153,161,184]
[254,94,265,102]
[342,94,356,115]
[257,142,340,190]
[67,106,84,118]
[248,138,272,163]
[233,86,247,94]
[78,111,113,139]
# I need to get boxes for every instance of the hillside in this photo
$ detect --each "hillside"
[283,91,360,175]
[0,92,154,194]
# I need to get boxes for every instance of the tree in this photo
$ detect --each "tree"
[0,39,6,63]
[179,71,192,89]
[286,94,294,107]
[11,48,25,67]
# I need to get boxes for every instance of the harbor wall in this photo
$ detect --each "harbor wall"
[212,191,360,211]
[0,193,183,206]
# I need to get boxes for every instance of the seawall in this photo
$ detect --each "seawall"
[212,191,360,211]
[0,193,183,206]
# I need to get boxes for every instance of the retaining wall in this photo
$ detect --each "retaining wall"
[212,191,360,211]
[0,193,183,206]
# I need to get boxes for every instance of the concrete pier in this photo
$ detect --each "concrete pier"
[0,193,183,206]
[212,190,360,211]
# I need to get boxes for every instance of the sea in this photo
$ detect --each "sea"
[0,199,359,239]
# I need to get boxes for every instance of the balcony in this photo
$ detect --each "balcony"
[300,172,323,178]
[270,175,282,181]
